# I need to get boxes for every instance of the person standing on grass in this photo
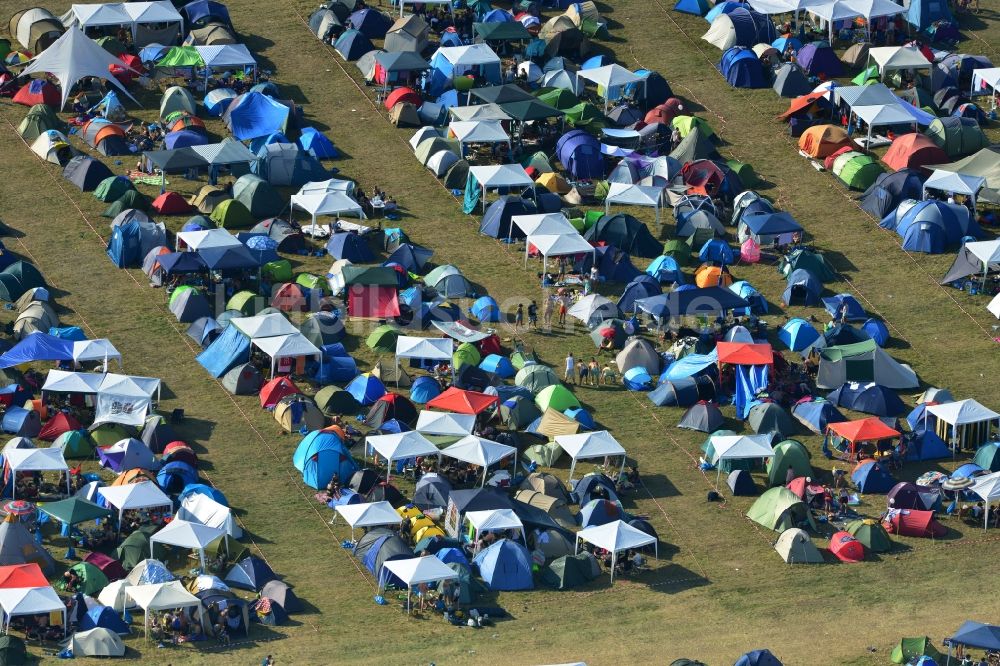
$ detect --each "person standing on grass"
[557,295,568,326]
[578,359,589,385]
[565,353,575,384]
[543,295,554,328]
[527,300,537,329]
[514,304,524,330]
[589,357,600,386]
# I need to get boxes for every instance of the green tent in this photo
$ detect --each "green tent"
[890,636,943,664]
[534,87,580,111]
[95,36,127,56]
[925,117,990,158]
[315,386,361,416]
[261,260,293,283]
[522,441,563,467]
[851,65,878,85]
[501,99,563,122]
[0,636,28,666]
[210,199,254,228]
[61,562,109,596]
[0,39,10,60]
[520,151,553,173]
[747,487,817,532]
[89,422,131,448]
[94,176,135,203]
[564,102,605,128]
[779,248,836,282]
[0,262,46,303]
[169,284,198,307]
[541,554,596,590]
[366,324,400,353]
[157,45,205,68]
[468,0,493,14]
[832,151,883,191]
[514,364,558,394]
[473,21,532,41]
[205,534,249,568]
[671,115,715,139]
[233,175,285,219]
[39,497,111,526]
[116,526,168,570]
[452,342,481,370]
[845,518,892,553]
[973,442,1000,472]
[766,439,812,486]
[726,160,759,188]
[226,290,259,315]
[662,239,692,266]
[593,180,610,201]
[54,430,94,459]
[339,265,398,287]
[534,384,580,412]
[510,349,539,370]
[500,395,541,429]
[18,104,66,142]
[103,190,152,218]
[296,273,328,294]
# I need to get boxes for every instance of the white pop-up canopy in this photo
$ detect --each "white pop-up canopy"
[365,431,439,481]
[709,433,775,486]
[99,482,172,527]
[924,169,987,213]
[925,399,1000,451]
[72,340,122,369]
[577,64,645,112]
[432,44,500,68]
[970,471,1000,530]
[416,410,475,436]
[465,508,524,553]
[21,29,140,109]
[196,44,255,69]
[604,182,666,226]
[449,104,511,122]
[575,520,657,583]
[94,374,161,427]
[449,120,510,150]
[868,46,932,79]
[177,493,241,538]
[512,213,576,237]
[5,449,70,498]
[41,370,104,394]
[468,164,535,212]
[525,233,594,271]
[852,104,917,143]
[0,586,66,635]
[252,333,321,377]
[972,68,1000,109]
[441,436,517,486]
[126,581,201,637]
[230,313,299,339]
[379,556,458,612]
[807,0,902,40]
[963,239,1000,267]
[63,2,184,44]
[399,0,452,16]
[335,501,402,539]
[555,431,626,481]
[395,336,453,383]
[175,228,241,251]
[289,191,365,227]
[149,519,225,569]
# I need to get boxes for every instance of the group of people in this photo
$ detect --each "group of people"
[563,353,618,387]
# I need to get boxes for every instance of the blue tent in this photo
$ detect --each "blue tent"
[293,430,358,489]
[851,460,896,493]
[742,211,803,238]
[179,483,228,506]
[906,0,953,29]
[792,399,846,434]
[881,200,981,254]
[555,130,603,179]
[579,499,626,527]
[646,255,684,284]
[440,31,462,47]
[164,129,207,150]
[107,221,142,269]
[574,246,642,283]
[729,281,767,315]
[434,547,469,567]
[472,539,534,591]
[196,325,251,378]
[822,294,866,321]
[771,36,802,53]
[385,244,432,273]
[717,8,777,48]
[470,296,501,322]
[860,169,925,219]
[903,430,951,461]
[204,88,236,117]
[906,402,936,430]
[349,8,392,38]
[249,132,290,156]
[48,326,86,341]
[409,376,442,404]
[565,407,596,429]
[223,92,290,141]
[0,333,74,369]
[298,126,339,159]
[80,606,130,635]
[345,374,386,405]
[224,556,277,592]
[312,355,359,385]
[1,407,39,437]
[862,318,890,346]
[735,649,783,666]
[482,8,514,22]
[719,47,768,88]
[199,246,259,271]
[828,383,906,416]
[953,463,985,479]
[326,233,374,262]
[334,29,375,61]
[779,318,820,352]
[706,0,743,22]
[252,144,330,187]
[157,461,198,493]
[675,0,710,14]
[698,238,734,264]
[480,354,515,378]
[618,275,662,313]
[480,196,535,239]
[623,367,653,391]
[781,269,822,306]
[182,0,231,26]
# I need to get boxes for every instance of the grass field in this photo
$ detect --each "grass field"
[1,0,1000,663]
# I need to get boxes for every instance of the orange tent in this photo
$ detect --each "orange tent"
[881,133,948,172]
[798,124,853,158]
[426,386,499,415]
[716,342,773,365]
[111,468,157,486]
[694,264,733,288]
[0,563,48,589]
[169,115,206,133]
[82,119,126,146]
[778,92,827,120]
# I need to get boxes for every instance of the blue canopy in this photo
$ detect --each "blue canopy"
[661,350,718,382]
[0,333,74,369]
[742,211,803,237]
[949,621,1000,651]
[48,326,87,341]
[158,252,208,274]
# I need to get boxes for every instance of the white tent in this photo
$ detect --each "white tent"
[449,121,510,156]
[924,170,987,213]
[525,233,594,271]
[465,508,524,553]
[126,581,201,637]
[989,292,1000,319]
[395,337,453,382]
[365,431,439,481]
[852,104,917,143]
[41,370,104,395]
[415,410,475,436]
[98,482,172,528]
[972,68,1000,109]
[925,399,1000,450]
[252,333,322,377]
[230,313,299,339]
[289,191,365,228]
[334,501,402,539]
[575,520,657,583]
[512,213,576,237]
[94,374,161,427]
[709,433,774,486]
[468,164,535,212]
[604,182,666,225]
[577,64,644,112]
[98,579,136,611]
[4,449,70,498]
[555,431,626,481]
[149,519,225,569]
[409,126,440,150]
[432,44,500,70]
[449,104,511,122]
[176,493,242,538]
[441,436,517,486]
[20,28,140,110]
[379,556,458,612]
[0,586,66,635]
[566,294,618,328]
[970,471,1000,530]
[176,228,241,251]
[868,46,932,79]
[72,340,122,369]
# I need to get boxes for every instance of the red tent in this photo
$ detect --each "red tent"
[110,54,144,84]
[476,333,501,357]
[383,86,421,111]
[786,476,824,502]
[152,191,192,215]
[881,133,948,172]
[681,159,725,195]
[426,386,499,415]
[882,509,947,538]
[0,563,48,589]
[162,442,198,467]
[259,377,300,408]
[823,144,855,171]
[83,552,127,582]
[38,412,82,442]
[13,80,60,107]
[828,530,864,562]
[716,342,774,365]
[271,283,308,312]
[348,285,400,318]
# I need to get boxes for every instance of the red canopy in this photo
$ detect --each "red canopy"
[827,417,900,443]
[0,563,48,589]
[426,387,499,415]
[716,342,773,366]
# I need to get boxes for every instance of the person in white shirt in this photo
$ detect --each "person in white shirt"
[565,353,575,384]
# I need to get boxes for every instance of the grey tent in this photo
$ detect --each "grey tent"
[300,312,345,348]
[309,8,343,41]
[677,402,725,432]
[841,42,869,68]
[63,155,112,192]
[251,219,305,252]
[669,127,717,163]
[384,15,429,53]
[774,527,824,563]
[648,376,715,407]
[747,402,795,438]
[233,174,285,218]
[615,337,660,375]
[500,395,541,429]
[141,416,178,454]
[222,363,263,395]
[314,386,361,416]
[676,210,726,238]
[772,63,812,98]
[260,580,302,613]
[169,289,212,323]
[941,244,1000,284]
[253,144,329,187]
[443,159,470,190]
[541,553,599,589]
[413,476,452,510]
[0,522,56,575]
[186,316,221,347]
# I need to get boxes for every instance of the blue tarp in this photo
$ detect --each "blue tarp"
[0,333,74,368]
[661,350,718,382]
[735,363,768,419]
[196,325,250,378]
[48,326,87,341]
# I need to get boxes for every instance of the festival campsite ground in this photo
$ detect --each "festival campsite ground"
[0,0,999,663]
